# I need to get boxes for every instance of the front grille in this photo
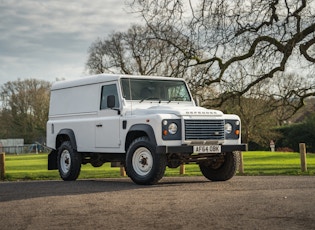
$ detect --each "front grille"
[184,119,225,140]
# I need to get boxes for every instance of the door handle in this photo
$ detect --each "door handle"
[96,124,103,127]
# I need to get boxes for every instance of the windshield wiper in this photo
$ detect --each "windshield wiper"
[168,97,184,103]
[140,97,161,103]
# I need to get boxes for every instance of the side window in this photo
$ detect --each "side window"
[100,84,119,110]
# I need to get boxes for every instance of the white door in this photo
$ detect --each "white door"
[95,83,121,148]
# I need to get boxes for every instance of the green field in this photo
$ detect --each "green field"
[1,151,315,181]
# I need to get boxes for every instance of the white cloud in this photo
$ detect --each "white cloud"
[0,0,139,85]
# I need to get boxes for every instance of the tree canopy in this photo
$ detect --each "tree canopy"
[86,25,190,78]
[0,79,51,143]
[130,0,315,108]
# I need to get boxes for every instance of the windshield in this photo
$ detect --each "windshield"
[120,78,191,102]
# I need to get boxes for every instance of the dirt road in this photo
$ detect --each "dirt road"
[0,176,315,230]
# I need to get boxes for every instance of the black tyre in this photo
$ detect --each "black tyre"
[57,141,81,181]
[199,152,239,181]
[125,137,166,185]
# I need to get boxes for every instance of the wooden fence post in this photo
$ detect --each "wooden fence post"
[299,143,307,172]
[180,164,185,175]
[120,166,126,177]
[0,153,5,180]
[238,151,244,174]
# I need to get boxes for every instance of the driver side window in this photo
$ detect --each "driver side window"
[100,84,119,110]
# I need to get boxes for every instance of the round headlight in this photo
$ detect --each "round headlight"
[225,123,232,134]
[168,123,178,135]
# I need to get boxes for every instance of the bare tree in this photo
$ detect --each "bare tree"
[86,25,192,78]
[0,79,51,143]
[131,0,315,108]
[221,95,281,147]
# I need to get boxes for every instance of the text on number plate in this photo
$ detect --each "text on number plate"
[193,145,221,153]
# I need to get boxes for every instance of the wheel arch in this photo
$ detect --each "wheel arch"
[49,129,77,170]
[56,129,77,150]
[125,124,157,151]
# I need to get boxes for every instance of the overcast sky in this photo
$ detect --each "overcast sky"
[0,0,138,86]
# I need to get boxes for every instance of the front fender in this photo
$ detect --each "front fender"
[129,124,157,146]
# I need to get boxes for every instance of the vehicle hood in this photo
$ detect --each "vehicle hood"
[125,104,223,117]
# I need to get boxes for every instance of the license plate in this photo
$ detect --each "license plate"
[193,145,221,153]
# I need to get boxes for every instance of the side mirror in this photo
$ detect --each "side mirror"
[107,95,115,109]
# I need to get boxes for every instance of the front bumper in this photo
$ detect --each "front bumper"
[156,144,247,154]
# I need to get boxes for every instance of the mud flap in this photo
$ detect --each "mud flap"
[48,150,58,170]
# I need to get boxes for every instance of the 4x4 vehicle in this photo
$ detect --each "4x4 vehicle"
[47,74,246,185]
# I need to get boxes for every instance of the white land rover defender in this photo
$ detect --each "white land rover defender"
[47,74,246,185]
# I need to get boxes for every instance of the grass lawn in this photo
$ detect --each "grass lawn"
[1,151,315,181]
[241,151,315,175]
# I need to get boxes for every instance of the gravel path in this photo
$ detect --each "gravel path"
[1,176,315,230]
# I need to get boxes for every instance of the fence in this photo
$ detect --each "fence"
[0,144,50,154]
[0,144,50,180]
[0,143,310,180]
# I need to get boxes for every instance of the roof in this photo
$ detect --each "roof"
[51,74,185,90]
